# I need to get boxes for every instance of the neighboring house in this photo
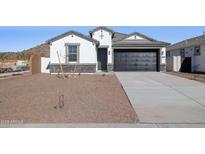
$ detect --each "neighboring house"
[0,60,28,68]
[46,27,169,73]
[166,33,205,73]
[16,60,28,66]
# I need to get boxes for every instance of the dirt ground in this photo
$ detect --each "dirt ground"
[166,72,205,83]
[0,74,138,123]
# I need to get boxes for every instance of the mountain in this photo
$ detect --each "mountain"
[0,43,49,61]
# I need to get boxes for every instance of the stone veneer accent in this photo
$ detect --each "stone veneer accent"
[49,64,96,73]
[107,64,113,72]
[160,64,166,72]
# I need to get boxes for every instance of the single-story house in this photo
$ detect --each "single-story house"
[166,33,205,73]
[46,27,170,73]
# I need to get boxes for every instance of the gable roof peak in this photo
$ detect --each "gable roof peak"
[89,26,115,34]
[113,31,170,46]
[127,32,158,42]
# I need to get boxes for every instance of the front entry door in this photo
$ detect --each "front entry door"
[97,48,107,71]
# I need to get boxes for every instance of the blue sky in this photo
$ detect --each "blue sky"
[0,26,205,52]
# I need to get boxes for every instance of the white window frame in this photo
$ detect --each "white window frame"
[65,43,80,64]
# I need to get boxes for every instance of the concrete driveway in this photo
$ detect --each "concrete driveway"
[116,72,205,124]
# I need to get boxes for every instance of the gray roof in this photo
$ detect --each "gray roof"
[112,32,170,47]
[45,27,170,48]
[116,32,159,42]
[167,34,205,51]
[89,26,115,34]
[46,30,99,45]
[112,32,128,42]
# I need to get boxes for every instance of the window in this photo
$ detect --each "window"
[68,45,78,62]
[180,48,185,57]
[194,46,200,56]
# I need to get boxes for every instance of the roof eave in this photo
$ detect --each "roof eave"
[166,35,205,51]
[112,44,169,47]
[166,42,204,51]
[89,26,115,35]
[46,30,99,45]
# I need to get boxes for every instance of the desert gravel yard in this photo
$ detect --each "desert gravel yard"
[0,74,138,123]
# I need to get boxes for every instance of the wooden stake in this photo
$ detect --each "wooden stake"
[57,50,65,79]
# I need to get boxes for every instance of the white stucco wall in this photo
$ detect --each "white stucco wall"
[92,29,112,64]
[183,45,205,72]
[50,34,97,65]
[41,57,50,73]
[193,44,205,72]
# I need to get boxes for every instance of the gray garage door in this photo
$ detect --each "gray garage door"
[114,49,158,71]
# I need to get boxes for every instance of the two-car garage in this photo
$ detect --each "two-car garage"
[111,32,169,72]
[113,49,160,72]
